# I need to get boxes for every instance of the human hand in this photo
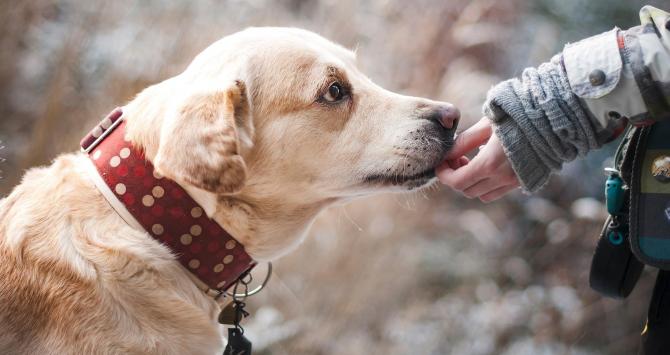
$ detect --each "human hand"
[436,117,520,202]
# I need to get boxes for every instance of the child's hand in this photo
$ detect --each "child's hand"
[436,118,519,202]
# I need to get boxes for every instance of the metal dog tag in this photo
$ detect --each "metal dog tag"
[218,303,238,325]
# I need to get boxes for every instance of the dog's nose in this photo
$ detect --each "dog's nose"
[422,104,460,130]
[434,104,460,130]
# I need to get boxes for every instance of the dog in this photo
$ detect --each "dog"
[0,27,459,354]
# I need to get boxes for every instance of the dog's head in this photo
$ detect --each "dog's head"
[128,27,458,207]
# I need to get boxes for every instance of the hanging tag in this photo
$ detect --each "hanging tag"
[222,299,252,354]
[223,328,252,355]
[219,300,250,325]
[218,303,238,326]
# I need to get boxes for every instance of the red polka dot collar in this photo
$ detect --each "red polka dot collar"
[81,108,255,296]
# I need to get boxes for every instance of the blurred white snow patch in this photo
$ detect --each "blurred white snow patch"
[524,197,563,223]
[522,285,546,304]
[571,197,607,221]
[502,337,597,355]
[546,218,571,244]
[243,306,302,350]
[549,286,584,329]
[458,209,501,248]
[475,279,500,302]
[503,257,532,284]
[385,319,451,355]
[550,286,582,314]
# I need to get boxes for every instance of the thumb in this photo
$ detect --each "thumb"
[445,117,492,159]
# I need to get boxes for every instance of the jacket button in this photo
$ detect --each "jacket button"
[608,111,621,119]
[589,69,606,86]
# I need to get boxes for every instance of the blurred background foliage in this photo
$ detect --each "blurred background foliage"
[1,0,669,354]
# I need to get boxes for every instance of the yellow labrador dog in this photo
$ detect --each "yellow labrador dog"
[0,28,458,354]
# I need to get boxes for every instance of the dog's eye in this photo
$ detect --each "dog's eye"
[323,82,346,102]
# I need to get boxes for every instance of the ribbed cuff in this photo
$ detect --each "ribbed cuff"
[489,114,552,193]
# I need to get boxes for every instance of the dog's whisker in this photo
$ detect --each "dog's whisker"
[340,206,363,232]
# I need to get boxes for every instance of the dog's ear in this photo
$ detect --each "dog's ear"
[154,81,252,194]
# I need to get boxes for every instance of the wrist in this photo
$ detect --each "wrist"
[491,115,551,193]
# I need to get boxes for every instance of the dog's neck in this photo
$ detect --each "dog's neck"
[194,190,331,261]
[122,94,334,262]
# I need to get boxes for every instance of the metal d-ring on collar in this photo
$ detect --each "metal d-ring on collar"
[226,262,272,298]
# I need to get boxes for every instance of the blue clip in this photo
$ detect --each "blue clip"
[608,230,624,245]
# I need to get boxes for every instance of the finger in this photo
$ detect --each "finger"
[462,178,507,199]
[442,156,469,170]
[445,118,492,159]
[439,137,503,190]
[479,184,519,203]
[436,157,462,174]
[455,156,470,168]
[436,160,487,191]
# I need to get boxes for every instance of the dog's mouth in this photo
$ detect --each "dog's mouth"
[361,124,453,190]
[363,167,437,189]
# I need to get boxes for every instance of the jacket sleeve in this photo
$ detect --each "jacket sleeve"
[567,6,670,126]
[484,6,670,193]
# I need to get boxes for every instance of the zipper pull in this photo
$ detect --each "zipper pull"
[604,168,625,215]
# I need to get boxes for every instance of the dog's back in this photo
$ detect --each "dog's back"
[0,156,100,353]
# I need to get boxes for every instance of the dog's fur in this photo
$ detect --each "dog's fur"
[0,28,456,354]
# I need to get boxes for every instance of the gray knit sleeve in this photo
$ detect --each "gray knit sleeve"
[484,55,603,193]
[484,7,670,193]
